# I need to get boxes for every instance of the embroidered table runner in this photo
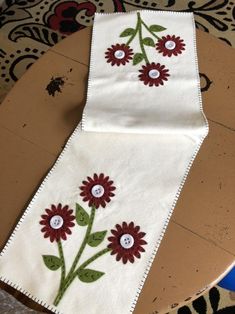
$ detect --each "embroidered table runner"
[0,11,208,314]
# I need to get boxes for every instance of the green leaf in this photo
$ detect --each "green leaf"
[42,255,62,271]
[120,28,135,37]
[149,25,167,32]
[133,53,144,65]
[142,37,155,47]
[76,203,89,226]
[87,231,107,247]
[78,269,105,283]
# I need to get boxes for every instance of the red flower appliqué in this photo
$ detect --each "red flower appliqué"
[108,222,147,264]
[156,35,186,57]
[138,62,170,87]
[79,173,116,208]
[40,204,75,242]
[48,1,96,35]
[105,43,134,66]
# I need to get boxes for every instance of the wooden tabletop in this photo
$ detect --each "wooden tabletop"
[0,27,234,314]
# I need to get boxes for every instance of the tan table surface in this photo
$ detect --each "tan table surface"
[0,27,234,314]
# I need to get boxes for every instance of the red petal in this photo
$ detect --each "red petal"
[44,232,50,239]
[134,226,140,233]
[116,253,122,261]
[116,224,122,232]
[67,222,75,228]
[65,228,72,235]
[99,199,105,208]
[134,251,141,258]
[122,222,128,229]
[122,256,128,264]
[62,205,69,211]
[138,232,146,238]
[57,203,62,210]
[111,229,118,236]
[45,208,52,215]
[99,173,105,180]
[138,246,145,252]
[61,233,67,241]
[108,236,116,242]
[51,204,57,211]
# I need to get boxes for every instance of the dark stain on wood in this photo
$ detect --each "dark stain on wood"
[199,72,213,92]
[46,76,65,97]
[185,296,192,301]
[171,303,179,308]
[22,123,27,128]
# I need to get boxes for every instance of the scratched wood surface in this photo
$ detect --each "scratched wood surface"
[0,28,234,314]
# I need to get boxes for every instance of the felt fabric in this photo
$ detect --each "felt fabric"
[0,11,208,314]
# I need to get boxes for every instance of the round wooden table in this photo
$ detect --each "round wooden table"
[0,27,234,314]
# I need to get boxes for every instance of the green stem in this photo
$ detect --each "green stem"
[57,240,66,290]
[141,19,161,40]
[137,12,149,64]
[68,206,96,277]
[78,248,111,271]
[53,206,96,306]
[53,248,110,306]
[126,17,139,46]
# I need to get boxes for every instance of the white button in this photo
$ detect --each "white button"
[148,69,160,79]
[165,40,176,50]
[114,50,125,59]
[120,234,134,249]
[91,184,105,198]
[50,215,64,229]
